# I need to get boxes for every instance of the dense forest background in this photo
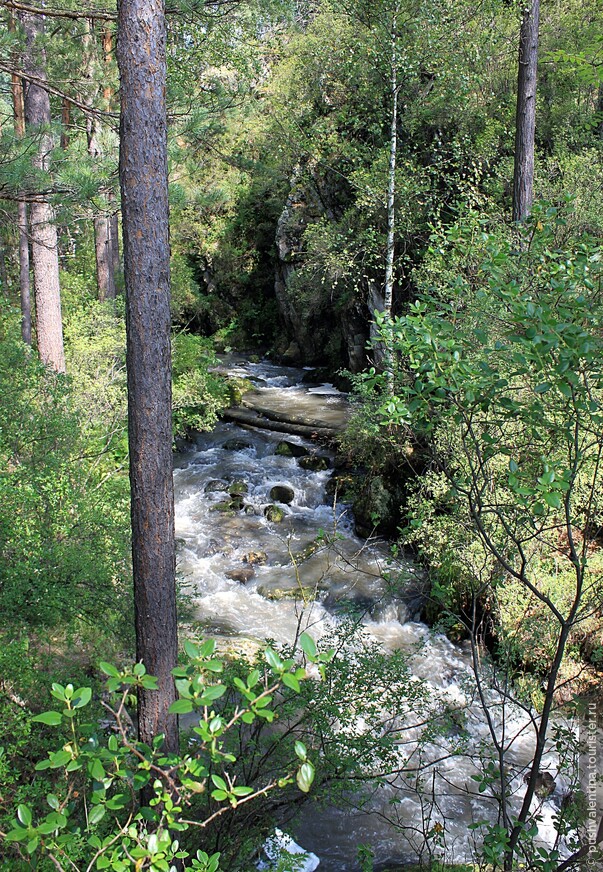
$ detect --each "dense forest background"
[0,0,602,869]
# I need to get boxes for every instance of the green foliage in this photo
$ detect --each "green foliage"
[0,310,130,632]
[2,635,331,871]
[366,208,603,681]
[171,333,229,436]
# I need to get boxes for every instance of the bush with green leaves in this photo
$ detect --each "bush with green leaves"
[362,208,603,868]
[3,634,332,871]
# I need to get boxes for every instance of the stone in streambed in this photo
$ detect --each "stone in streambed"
[225,566,255,584]
[243,551,267,565]
[264,504,285,523]
[269,485,294,504]
[275,440,308,458]
[229,480,248,496]
[223,438,253,451]
[204,479,229,494]
[298,455,330,471]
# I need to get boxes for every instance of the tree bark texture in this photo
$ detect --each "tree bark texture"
[10,14,31,345]
[512,0,539,223]
[117,0,179,755]
[21,11,65,372]
[17,201,31,345]
[94,216,116,301]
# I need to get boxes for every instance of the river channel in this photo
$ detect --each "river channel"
[173,358,572,871]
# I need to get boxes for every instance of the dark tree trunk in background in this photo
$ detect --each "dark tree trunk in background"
[117,0,179,756]
[512,0,539,222]
[21,11,65,371]
[60,97,71,150]
[10,14,31,345]
[17,201,31,345]
[84,20,116,302]
[110,208,120,278]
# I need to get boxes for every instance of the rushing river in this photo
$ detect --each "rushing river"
[173,358,574,871]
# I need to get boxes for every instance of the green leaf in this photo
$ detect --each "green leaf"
[281,672,300,692]
[231,785,254,797]
[198,684,226,702]
[265,648,283,672]
[294,741,307,762]
[211,774,227,791]
[183,639,200,660]
[5,827,28,843]
[17,804,32,827]
[99,662,121,678]
[296,761,315,793]
[88,805,106,826]
[46,794,59,811]
[168,698,194,714]
[72,687,92,709]
[89,758,105,781]
[299,632,317,659]
[32,710,62,726]
[544,492,562,509]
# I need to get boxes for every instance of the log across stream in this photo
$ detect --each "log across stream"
[173,358,573,870]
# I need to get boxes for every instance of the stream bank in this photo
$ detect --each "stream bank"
[175,357,575,871]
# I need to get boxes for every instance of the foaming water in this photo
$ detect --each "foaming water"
[174,360,575,870]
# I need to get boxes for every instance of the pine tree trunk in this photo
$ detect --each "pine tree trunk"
[512,0,539,223]
[21,11,65,372]
[17,201,31,345]
[60,98,71,150]
[117,0,178,756]
[94,215,116,301]
[84,21,116,302]
[110,209,120,278]
[10,14,31,345]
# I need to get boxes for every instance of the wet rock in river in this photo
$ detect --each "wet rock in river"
[264,504,285,522]
[275,440,308,458]
[243,551,267,565]
[225,566,255,584]
[298,454,330,471]
[223,438,253,451]
[229,480,249,496]
[204,479,229,494]
[210,500,237,515]
[269,484,294,504]
[257,580,322,601]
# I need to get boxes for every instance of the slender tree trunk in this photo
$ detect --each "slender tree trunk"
[0,240,7,293]
[110,208,120,278]
[17,201,31,345]
[117,0,178,756]
[103,24,121,291]
[512,0,539,223]
[83,20,116,302]
[94,215,115,301]
[21,11,65,372]
[382,12,398,388]
[10,14,31,345]
[60,97,71,150]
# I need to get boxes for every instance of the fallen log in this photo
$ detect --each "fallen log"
[222,406,340,440]
[241,398,344,432]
